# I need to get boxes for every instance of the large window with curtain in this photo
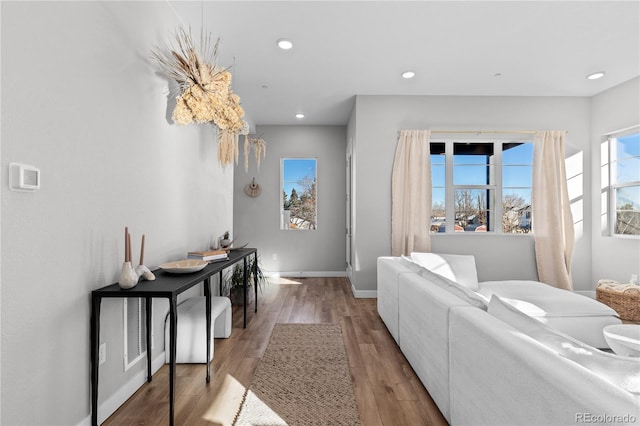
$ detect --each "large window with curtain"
[602,130,640,236]
[431,140,533,234]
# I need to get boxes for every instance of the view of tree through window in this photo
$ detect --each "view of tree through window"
[431,140,533,234]
[281,158,317,230]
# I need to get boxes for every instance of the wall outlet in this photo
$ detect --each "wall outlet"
[631,274,638,285]
[272,253,278,261]
[99,343,107,365]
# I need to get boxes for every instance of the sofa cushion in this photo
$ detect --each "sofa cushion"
[488,295,640,395]
[479,280,618,317]
[480,280,621,347]
[400,256,488,309]
[449,306,639,425]
[410,252,479,290]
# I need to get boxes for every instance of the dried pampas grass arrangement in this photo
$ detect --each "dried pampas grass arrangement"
[243,136,267,172]
[218,129,240,168]
[151,27,248,167]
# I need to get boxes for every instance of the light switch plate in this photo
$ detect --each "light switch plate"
[9,163,40,191]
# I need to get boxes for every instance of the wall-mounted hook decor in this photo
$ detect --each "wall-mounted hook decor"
[244,177,262,197]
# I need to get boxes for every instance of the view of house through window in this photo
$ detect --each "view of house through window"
[602,130,640,236]
[281,158,317,230]
[431,140,533,234]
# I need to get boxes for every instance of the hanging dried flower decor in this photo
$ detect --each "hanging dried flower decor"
[151,27,248,167]
[243,136,267,172]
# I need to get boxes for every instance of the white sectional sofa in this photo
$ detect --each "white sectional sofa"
[378,255,640,426]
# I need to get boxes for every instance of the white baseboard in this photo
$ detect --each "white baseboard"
[264,271,347,278]
[77,351,166,426]
[351,283,377,299]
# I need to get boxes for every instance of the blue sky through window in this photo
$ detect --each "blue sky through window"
[615,133,640,210]
[431,142,533,206]
[616,133,640,183]
[283,158,316,197]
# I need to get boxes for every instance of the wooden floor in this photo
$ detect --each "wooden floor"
[103,277,448,425]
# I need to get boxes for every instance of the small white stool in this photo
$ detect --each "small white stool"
[164,296,232,363]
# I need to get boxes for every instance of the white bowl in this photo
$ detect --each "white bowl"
[603,324,640,357]
[159,259,207,274]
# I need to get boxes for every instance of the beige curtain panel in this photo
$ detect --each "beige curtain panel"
[532,130,575,290]
[391,130,432,256]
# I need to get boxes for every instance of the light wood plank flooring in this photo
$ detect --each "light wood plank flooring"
[103,277,448,425]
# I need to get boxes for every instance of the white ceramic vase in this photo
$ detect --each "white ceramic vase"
[135,264,156,281]
[119,261,139,289]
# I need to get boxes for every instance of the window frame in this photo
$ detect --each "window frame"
[280,157,318,231]
[604,127,640,238]
[431,138,533,235]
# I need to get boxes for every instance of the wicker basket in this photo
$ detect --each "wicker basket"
[596,280,640,321]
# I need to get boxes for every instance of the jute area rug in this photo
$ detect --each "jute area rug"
[234,323,361,425]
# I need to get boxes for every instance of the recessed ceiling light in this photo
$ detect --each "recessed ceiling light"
[587,71,605,80]
[295,113,305,119]
[401,71,415,79]
[277,39,293,50]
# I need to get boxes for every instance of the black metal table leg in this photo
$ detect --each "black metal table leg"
[146,297,152,382]
[168,296,177,426]
[243,257,248,328]
[204,277,212,383]
[90,295,101,426]
[253,252,258,313]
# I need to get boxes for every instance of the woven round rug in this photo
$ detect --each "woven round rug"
[234,323,361,425]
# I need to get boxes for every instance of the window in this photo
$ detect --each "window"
[431,140,533,234]
[281,158,317,230]
[602,130,640,236]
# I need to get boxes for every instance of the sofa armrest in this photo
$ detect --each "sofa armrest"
[398,272,473,423]
[377,256,415,343]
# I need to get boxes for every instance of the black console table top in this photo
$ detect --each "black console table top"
[94,248,257,297]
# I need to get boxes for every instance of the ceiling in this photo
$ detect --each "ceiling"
[169,1,640,127]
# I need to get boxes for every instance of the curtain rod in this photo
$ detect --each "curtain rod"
[603,124,640,136]
[429,130,537,135]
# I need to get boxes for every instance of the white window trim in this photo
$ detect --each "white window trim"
[605,125,640,238]
[280,157,318,231]
[432,138,532,235]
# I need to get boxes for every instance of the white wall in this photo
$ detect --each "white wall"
[233,125,346,275]
[1,2,233,424]
[350,95,592,292]
[590,77,640,284]
[0,3,3,421]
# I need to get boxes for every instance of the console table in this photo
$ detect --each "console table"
[90,248,257,426]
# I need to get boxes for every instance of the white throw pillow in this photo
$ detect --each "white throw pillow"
[410,252,479,291]
[488,295,640,394]
[401,256,488,309]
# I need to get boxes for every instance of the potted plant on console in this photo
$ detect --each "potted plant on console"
[223,255,267,305]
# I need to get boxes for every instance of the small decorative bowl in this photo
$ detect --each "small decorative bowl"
[159,259,207,274]
[603,324,640,357]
